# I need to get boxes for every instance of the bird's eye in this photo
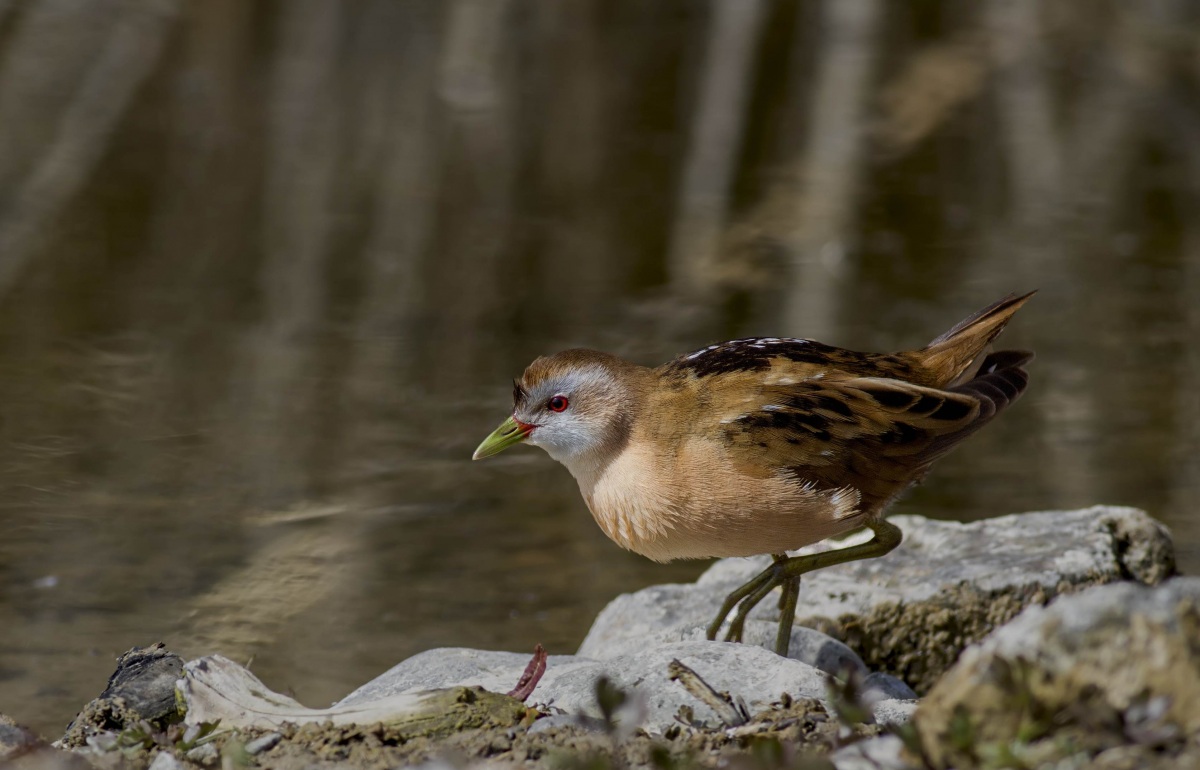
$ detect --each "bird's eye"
[548,395,569,412]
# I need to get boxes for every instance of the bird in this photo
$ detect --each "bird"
[473,292,1034,656]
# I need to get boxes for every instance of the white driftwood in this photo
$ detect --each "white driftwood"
[177,655,504,730]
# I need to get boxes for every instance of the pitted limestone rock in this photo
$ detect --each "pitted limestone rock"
[337,648,595,707]
[342,642,832,734]
[579,507,1174,692]
[913,577,1200,769]
[578,612,866,677]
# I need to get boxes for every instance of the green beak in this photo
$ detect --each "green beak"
[472,416,533,460]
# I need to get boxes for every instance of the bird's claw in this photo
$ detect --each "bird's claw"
[704,522,904,656]
[705,556,790,649]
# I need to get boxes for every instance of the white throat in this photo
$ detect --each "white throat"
[521,364,628,479]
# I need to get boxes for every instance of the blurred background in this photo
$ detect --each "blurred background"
[1,0,1198,736]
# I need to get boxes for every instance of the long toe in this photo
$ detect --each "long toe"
[708,566,775,641]
[724,575,780,643]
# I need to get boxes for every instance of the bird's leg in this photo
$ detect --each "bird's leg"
[706,520,903,656]
[705,567,776,643]
[776,571,801,656]
[706,552,796,643]
[723,573,779,643]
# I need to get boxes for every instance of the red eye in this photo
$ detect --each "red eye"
[548,395,569,412]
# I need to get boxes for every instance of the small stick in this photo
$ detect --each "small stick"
[666,659,749,727]
[506,644,547,702]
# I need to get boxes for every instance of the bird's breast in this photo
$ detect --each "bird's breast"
[575,438,868,562]
[579,442,682,561]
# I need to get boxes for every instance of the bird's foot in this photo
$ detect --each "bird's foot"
[704,554,792,652]
[704,520,903,656]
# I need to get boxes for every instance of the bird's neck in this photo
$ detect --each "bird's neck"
[554,364,655,490]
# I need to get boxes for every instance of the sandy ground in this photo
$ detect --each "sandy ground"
[4,694,881,770]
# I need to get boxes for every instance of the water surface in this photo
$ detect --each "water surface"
[0,0,1197,735]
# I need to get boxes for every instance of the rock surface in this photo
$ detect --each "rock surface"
[913,577,1200,769]
[869,699,918,728]
[148,751,185,770]
[179,655,529,733]
[339,648,596,707]
[60,642,185,749]
[34,506,1188,770]
[580,507,1174,692]
[346,641,832,734]
[861,672,917,702]
[831,734,909,770]
[0,714,43,762]
[575,611,868,677]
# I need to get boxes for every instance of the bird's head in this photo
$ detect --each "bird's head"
[473,349,645,473]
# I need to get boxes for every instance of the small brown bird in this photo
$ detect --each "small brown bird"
[474,293,1034,655]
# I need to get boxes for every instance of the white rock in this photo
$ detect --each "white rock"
[739,622,864,678]
[543,641,828,733]
[579,507,1174,691]
[148,752,184,770]
[243,732,282,755]
[871,699,918,727]
[831,734,910,770]
[337,648,595,707]
[698,506,1172,614]
[577,583,708,657]
[185,743,218,763]
[339,641,829,735]
[578,609,866,677]
[525,714,604,735]
[914,577,1200,768]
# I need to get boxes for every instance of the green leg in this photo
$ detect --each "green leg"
[705,562,777,642]
[724,570,779,643]
[775,571,800,656]
[705,520,903,656]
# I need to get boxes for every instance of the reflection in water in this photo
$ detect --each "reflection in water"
[0,0,1198,735]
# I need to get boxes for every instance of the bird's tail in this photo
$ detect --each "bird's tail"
[916,291,1036,387]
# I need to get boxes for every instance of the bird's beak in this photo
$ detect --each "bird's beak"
[472,416,534,460]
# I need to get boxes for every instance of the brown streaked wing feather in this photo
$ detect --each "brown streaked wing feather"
[659,338,927,384]
[717,377,994,511]
[915,291,1036,386]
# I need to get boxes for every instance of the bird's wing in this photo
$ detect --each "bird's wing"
[715,373,1016,511]
[661,337,926,383]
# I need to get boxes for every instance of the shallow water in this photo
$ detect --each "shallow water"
[0,0,1197,736]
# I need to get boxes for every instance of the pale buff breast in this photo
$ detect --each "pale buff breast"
[579,438,869,562]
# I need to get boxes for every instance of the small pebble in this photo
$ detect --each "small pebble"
[861,672,917,701]
[148,751,184,770]
[0,723,40,756]
[787,626,868,677]
[186,742,219,763]
[245,732,283,755]
[714,621,869,677]
[85,732,119,752]
[871,699,919,727]
[527,715,572,735]
[181,723,202,745]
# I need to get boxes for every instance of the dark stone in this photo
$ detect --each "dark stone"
[0,714,44,761]
[61,642,184,747]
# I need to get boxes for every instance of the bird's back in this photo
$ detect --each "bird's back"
[590,293,1036,560]
[659,292,1033,389]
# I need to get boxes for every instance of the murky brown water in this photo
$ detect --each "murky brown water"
[1,0,1198,736]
